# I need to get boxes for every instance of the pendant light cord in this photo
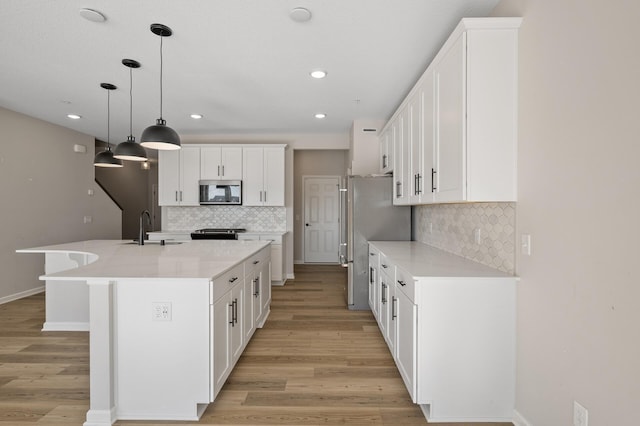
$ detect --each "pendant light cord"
[107,89,111,150]
[129,66,133,136]
[159,35,164,120]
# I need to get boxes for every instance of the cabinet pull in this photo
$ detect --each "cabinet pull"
[232,298,238,324]
[264,191,267,202]
[382,154,387,169]
[259,191,262,202]
[396,181,402,198]
[229,276,238,283]
[397,280,406,287]
[381,282,387,304]
[431,168,437,192]
[381,263,388,269]
[417,174,422,194]
[253,260,260,265]
[175,191,178,202]
[218,165,220,176]
[253,277,260,297]
[222,165,225,176]
[229,303,234,326]
[180,191,183,202]
[369,267,374,284]
[392,296,397,320]
[414,174,419,195]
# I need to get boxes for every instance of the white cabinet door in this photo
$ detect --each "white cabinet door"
[158,150,181,206]
[180,146,201,206]
[159,147,200,206]
[263,147,285,206]
[434,33,466,202]
[396,287,417,402]
[229,283,244,361]
[392,111,410,205]
[212,295,231,396]
[408,89,423,205]
[221,146,243,180]
[242,146,285,207]
[259,259,271,325]
[379,268,391,343]
[379,129,394,174]
[368,247,379,320]
[388,282,397,357]
[243,277,256,342]
[201,146,243,180]
[422,71,436,204]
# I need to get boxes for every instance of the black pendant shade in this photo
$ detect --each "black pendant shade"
[140,23,181,151]
[94,83,123,168]
[114,59,147,162]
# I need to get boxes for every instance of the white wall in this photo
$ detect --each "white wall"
[0,107,121,303]
[490,1,640,425]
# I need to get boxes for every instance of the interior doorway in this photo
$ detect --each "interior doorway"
[303,176,340,263]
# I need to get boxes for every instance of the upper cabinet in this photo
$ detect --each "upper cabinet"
[387,18,521,205]
[242,145,286,207]
[158,147,201,206]
[379,127,394,174]
[200,145,243,180]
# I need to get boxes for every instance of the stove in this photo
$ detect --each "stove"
[190,228,246,240]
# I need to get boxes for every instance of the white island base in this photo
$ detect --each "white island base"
[18,240,272,425]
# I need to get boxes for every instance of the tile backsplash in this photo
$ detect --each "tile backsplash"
[164,206,286,232]
[413,203,516,274]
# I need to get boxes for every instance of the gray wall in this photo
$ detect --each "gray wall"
[490,1,640,425]
[293,149,348,263]
[0,107,121,303]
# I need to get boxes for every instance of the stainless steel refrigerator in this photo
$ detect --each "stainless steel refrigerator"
[339,175,411,310]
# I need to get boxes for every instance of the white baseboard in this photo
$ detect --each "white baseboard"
[0,286,44,305]
[287,273,295,279]
[513,409,533,426]
[294,259,304,264]
[42,321,89,332]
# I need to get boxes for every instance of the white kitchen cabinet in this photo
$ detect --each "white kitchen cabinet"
[369,241,516,423]
[392,107,410,205]
[383,18,520,205]
[243,145,285,206]
[238,232,286,284]
[368,246,380,320]
[158,146,201,206]
[378,258,391,341]
[211,263,245,397]
[379,126,394,174]
[200,145,243,180]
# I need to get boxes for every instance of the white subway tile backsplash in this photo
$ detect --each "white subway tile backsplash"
[164,206,286,232]
[413,203,516,274]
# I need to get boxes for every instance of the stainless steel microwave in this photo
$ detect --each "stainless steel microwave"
[199,180,242,205]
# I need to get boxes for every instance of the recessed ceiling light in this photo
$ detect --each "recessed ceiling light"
[79,8,106,23]
[67,114,82,120]
[190,114,203,119]
[315,113,326,119]
[310,70,327,79]
[290,7,312,22]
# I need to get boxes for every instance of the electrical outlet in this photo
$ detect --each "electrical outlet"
[152,302,172,321]
[521,234,531,255]
[573,401,588,426]
[474,228,482,244]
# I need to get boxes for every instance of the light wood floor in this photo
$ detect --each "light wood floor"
[0,265,512,425]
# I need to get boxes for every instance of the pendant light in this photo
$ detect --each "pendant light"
[114,59,148,161]
[140,23,181,150]
[94,83,123,168]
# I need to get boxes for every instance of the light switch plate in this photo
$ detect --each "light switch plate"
[521,234,531,255]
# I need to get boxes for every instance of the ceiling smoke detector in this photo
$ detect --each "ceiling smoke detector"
[290,7,312,23]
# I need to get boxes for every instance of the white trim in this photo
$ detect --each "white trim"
[513,409,533,426]
[287,273,295,279]
[42,321,89,332]
[83,407,117,426]
[0,286,44,305]
[301,175,341,263]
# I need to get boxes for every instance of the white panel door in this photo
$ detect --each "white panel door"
[303,177,340,263]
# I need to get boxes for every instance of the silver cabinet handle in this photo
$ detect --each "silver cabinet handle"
[369,267,375,284]
[180,191,183,202]
[392,296,397,320]
[397,280,406,287]
[396,181,402,198]
[381,282,387,304]
[232,298,238,324]
[229,303,234,326]
[175,191,178,202]
[259,191,262,202]
[218,165,220,176]
[381,264,388,269]
[382,154,388,169]
[264,191,266,202]
[253,260,259,265]
[222,165,225,176]
[229,276,238,283]
[432,168,437,192]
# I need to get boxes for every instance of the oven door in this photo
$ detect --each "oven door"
[199,180,242,205]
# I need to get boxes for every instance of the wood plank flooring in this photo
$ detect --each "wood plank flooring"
[0,265,512,426]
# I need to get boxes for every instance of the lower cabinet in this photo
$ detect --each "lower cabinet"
[368,241,516,423]
[211,246,271,399]
[238,233,286,284]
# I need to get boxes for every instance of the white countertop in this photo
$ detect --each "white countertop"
[369,241,515,279]
[17,239,270,282]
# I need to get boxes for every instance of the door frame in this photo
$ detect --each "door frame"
[302,175,341,264]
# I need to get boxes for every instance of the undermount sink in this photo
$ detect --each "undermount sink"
[123,240,183,245]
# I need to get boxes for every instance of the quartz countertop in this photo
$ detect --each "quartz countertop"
[17,239,270,282]
[369,241,515,279]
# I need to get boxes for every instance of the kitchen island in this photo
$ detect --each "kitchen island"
[17,239,272,426]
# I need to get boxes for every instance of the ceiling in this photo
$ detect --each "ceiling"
[0,0,500,144]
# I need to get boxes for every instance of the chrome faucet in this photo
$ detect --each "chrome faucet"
[138,210,151,245]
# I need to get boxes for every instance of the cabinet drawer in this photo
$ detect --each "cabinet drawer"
[379,254,392,274]
[369,245,380,264]
[395,266,416,303]
[245,247,268,276]
[211,263,244,302]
